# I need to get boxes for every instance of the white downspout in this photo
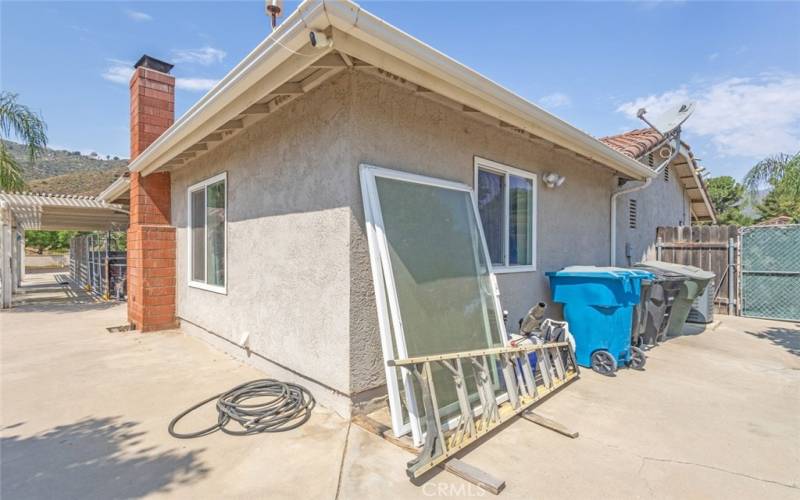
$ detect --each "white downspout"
[610,137,681,266]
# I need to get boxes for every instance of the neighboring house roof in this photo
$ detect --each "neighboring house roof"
[600,128,717,222]
[0,191,129,231]
[113,0,654,192]
[756,215,794,226]
[599,128,664,159]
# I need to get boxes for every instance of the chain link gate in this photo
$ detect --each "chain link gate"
[740,224,800,321]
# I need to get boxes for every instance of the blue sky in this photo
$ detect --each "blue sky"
[2,1,799,180]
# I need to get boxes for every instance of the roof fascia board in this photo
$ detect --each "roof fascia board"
[97,176,130,203]
[128,0,329,176]
[324,0,654,180]
[679,146,716,223]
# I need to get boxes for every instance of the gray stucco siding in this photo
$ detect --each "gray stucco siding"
[345,71,616,393]
[615,162,691,266]
[168,69,621,403]
[171,73,354,396]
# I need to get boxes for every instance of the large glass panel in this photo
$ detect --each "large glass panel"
[375,176,504,417]
[476,169,504,265]
[206,180,226,287]
[508,175,533,266]
[190,189,205,282]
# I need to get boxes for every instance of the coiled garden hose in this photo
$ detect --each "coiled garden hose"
[168,379,315,438]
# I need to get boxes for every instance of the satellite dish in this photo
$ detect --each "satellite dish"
[637,102,695,136]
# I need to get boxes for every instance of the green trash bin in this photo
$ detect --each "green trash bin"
[634,261,715,337]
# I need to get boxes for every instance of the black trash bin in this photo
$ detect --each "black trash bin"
[632,265,688,346]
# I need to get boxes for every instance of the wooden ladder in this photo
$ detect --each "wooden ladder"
[388,341,579,479]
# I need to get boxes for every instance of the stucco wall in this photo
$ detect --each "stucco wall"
[170,69,620,405]
[344,71,616,394]
[171,72,355,407]
[615,162,691,266]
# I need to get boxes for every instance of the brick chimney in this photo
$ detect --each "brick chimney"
[127,55,178,332]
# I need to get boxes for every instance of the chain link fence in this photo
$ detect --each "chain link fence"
[740,224,800,322]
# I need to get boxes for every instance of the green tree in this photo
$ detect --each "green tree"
[743,152,800,223]
[0,92,48,191]
[706,176,753,225]
[25,230,76,254]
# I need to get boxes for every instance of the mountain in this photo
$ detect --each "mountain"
[3,140,128,196]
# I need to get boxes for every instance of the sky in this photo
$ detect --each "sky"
[2,1,799,180]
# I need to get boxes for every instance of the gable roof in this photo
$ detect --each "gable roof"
[600,128,716,222]
[112,0,655,188]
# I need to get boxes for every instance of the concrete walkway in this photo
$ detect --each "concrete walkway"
[2,272,799,499]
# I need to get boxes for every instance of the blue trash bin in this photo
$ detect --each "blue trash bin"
[546,266,654,375]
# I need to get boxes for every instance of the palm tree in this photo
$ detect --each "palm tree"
[743,152,800,194]
[0,92,48,191]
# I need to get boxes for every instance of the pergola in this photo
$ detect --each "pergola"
[0,192,129,308]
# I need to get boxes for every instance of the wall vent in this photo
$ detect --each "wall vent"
[628,199,638,229]
[664,165,670,182]
[647,153,654,168]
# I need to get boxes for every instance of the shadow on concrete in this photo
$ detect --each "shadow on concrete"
[1,417,209,500]
[9,273,122,314]
[744,324,800,357]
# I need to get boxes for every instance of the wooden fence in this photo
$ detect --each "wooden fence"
[655,225,739,315]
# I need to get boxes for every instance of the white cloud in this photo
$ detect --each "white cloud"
[171,46,226,66]
[539,92,572,109]
[125,9,152,22]
[708,52,719,61]
[616,75,800,158]
[101,59,217,92]
[101,59,134,84]
[175,77,218,92]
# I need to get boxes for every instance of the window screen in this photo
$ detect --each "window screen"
[189,174,226,289]
[508,175,533,266]
[375,176,504,415]
[476,169,504,265]
[190,189,205,282]
[475,161,536,270]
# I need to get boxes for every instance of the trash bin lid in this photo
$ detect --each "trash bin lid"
[636,260,714,281]
[547,266,655,280]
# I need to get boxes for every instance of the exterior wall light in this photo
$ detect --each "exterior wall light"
[542,172,565,188]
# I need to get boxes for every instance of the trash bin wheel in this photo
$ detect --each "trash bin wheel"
[629,345,647,370]
[590,350,617,376]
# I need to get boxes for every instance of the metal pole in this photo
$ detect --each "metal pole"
[656,236,663,261]
[727,237,735,316]
[105,231,111,300]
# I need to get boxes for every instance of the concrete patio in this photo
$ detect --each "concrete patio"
[2,272,798,499]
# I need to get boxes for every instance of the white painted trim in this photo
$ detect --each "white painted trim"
[121,0,654,182]
[187,172,228,295]
[360,164,509,446]
[473,156,538,272]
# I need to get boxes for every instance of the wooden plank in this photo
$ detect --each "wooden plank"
[310,52,347,68]
[241,103,271,115]
[521,411,579,438]
[271,82,304,95]
[351,414,418,454]
[218,119,243,130]
[352,415,506,495]
[443,459,505,496]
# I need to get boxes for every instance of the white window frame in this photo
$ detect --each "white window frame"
[473,157,537,273]
[187,171,228,295]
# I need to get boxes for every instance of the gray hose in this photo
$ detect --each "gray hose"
[168,379,315,438]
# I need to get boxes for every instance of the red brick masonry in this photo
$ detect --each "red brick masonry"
[127,62,178,332]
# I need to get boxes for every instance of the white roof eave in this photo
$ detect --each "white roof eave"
[125,0,655,182]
